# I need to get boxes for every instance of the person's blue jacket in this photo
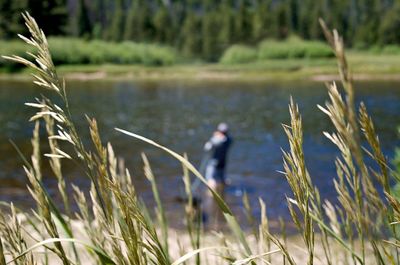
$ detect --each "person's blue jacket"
[204,131,232,169]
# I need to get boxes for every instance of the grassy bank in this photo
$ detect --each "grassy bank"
[1,52,400,82]
[1,37,400,82]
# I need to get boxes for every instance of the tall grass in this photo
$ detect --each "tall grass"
[1,12,400,265]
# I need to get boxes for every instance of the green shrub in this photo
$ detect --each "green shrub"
[258,40,291,59]
[0,37,177,69]
[367,45,382,54]
[140,43,177,66]
[303,41,334,58]
[48,37,91,65]
[219,45,257,64]
[0,40,33,71]
[258,39,333,60]
[381,45,400,55]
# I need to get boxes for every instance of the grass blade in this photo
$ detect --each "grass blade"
[171,246,228,265]
[115,128,253,255]
[7,238,115,265]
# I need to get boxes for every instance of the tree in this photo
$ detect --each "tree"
[201,0,225,61]
[181,10,201,57]
[71,0,92,38]
[354,0,381,46]
[202,9,220,61]
[124,0,154,41]
[124,0,139,41]
[153,6,173,43]
[218,0,234,48]
[379,0,400,44]
[252,0,272,42]
[29,0,68,36]
[326,0,350,43]
[0,0,28,39]
[108,0,125,41]
[308,1,324,40]
[234,0,251,42]
[275,2,290,39]
[287,0,299,32]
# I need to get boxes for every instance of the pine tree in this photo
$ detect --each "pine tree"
[326,0,349,41]
[29,0,68,36]
[252,0,272,42]
[202,8,220,61]
[308,1,324,40]
[275,2,290,39]
[287,0,299,32]
[108,0,125,41]
[298,0,314,39]
[124,0,154,42]
[181,10,201,57]
[201,0,219,61]
[71,0,92,38]
[0,0,8,38]
[91,0,107,39]
[153,6,172,43]
[0,0,28,39]
[124,0,139,41]
[379,0,400,44]
[354,0,381,46]
[218,0,234,48]
[234,0,251,42]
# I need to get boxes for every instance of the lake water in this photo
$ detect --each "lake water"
[0,79,399,229]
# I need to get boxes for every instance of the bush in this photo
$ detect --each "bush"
[381,45,400,55]
[219,45,258,64]
[48,38,92,65]
[140,43,177,66]
[303,41,334,58]
[258,40,292,59]
[258,38,333,60]
[0,40,33,71]
[0,37,178,69]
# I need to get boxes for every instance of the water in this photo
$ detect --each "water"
[0,79,399,229]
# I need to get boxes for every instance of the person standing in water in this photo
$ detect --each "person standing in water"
[203,123,233,195]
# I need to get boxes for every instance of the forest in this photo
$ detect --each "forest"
[1,0,399,62]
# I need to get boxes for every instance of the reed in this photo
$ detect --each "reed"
[0,12,399,265]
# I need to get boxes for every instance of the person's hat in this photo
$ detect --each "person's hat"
[217,123,229,133]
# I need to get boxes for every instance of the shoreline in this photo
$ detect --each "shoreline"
[0,52,399,83]
[2,69,400,83]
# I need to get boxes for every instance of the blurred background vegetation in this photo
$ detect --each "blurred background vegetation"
[0,0,400,68]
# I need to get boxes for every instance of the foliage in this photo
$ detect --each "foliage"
[70,0,91,38]
[0,40,31,71]
[0,0,67,38]
[220,37,333,65]
[258,38,333,60]
[2,12,400,265]
[0,37,178,68]
[219,45,257,64]
[1,0,400,61]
